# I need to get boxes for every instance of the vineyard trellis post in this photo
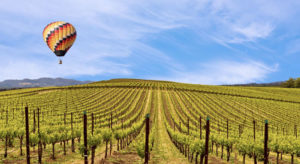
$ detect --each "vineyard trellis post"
[83,111,88,164]
[227,119,230,162]
[4,108,8,158]
[110,112,113,155]
[226,119,229,139]
[264,120,269,164]
[110,112,113,129]
[71,112,75,152]
[33,110,36,133]
[200,116,202,139]
[25,106,30,164]
[145,113,150,164]
[253,120,257,164]
[63,112,66,155]
[187,118,190,160]
[253,120,256,140]
[92,113,94,134]
[38,108,42,164]
[204,116,210,164]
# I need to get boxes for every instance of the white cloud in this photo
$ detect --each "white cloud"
[151,60,278,85]
[192,0,300,45]
[230,23,274,43]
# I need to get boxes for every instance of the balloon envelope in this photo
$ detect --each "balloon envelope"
[43,21,76,57]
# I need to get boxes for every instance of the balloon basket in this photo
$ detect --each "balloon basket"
[59,59,62,64]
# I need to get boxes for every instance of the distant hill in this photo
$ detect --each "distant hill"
[0,78,92,89]
[225,81,284,87]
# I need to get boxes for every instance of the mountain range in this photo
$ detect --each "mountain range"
[0,77,285,91]
[224,81,283,87]
[0,78,92,89]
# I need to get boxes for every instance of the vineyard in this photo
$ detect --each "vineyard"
[0,79,300,164]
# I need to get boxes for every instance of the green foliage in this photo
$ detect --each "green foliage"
[88,134,102,147]
[236,139,252,156]
[114,130,122,140]
[281,77,300,88]
[48,132,61,144]
[29,133,39,145]
[136,141,145,158]
[102,128,112,142]
[79,143,90,157]
[191,139,205,154]
[16,128,25,138]
[295,78,300,88]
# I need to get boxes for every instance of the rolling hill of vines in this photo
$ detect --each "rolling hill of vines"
[0,79,300,164]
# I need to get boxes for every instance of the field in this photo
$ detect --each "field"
[0,79,300,164]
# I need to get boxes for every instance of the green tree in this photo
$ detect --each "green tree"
[282,78,295,88]
[294,78,300,88]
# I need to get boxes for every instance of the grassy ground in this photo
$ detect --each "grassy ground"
[150,90,189,164]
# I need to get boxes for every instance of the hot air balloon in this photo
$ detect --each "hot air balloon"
[43,21,76,64]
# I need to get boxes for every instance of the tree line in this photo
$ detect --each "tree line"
[281,77,300,88]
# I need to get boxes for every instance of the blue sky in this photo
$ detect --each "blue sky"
[0,0,300,84]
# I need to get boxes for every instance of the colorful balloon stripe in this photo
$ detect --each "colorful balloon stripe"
[43,21,76,57]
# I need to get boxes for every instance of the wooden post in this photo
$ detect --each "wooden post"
[204,117,210,164]
[200,116,202,139]
[253,120,257,164]
[110,113,113,155]
[63,113,66,155]
[253,120,256,140]
[92,113,94,135]
[264,120,269,164]
[37,108,40,131]
[38,108,42,164]
[187,118,190,161]
[83,111,88,164]
[71,113,75,152]
[110,113,113,129]
[145,113,150,164]
[25,106,30,164]
[227,119,229,139]
[226,119,230,162]
[33,110,36,133]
